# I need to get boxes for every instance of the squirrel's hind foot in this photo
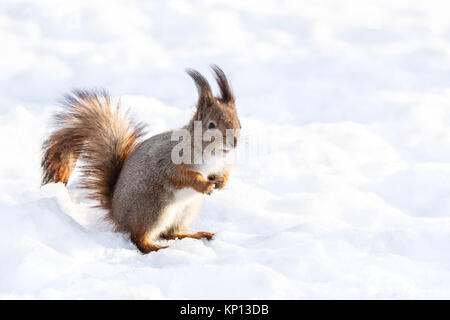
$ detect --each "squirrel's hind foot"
[131,236,169,254]
[165,231,215,241]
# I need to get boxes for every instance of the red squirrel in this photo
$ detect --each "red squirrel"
[41,65,241,253]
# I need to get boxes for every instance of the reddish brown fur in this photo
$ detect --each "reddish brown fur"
[130,234,169,253]
[161,231,215,240]
[41,90,146,212]
[41,127,83,185]
[169,165,227,195]
[211,171,229,190]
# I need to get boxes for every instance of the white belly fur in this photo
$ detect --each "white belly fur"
[149,153,233,239]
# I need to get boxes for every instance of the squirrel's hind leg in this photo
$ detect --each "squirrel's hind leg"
[159,197,213,241]
[130,234,169,254]
[161,231,215,241]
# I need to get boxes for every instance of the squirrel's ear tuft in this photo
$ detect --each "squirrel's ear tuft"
[186,69,214,109]
[210,65,234,106]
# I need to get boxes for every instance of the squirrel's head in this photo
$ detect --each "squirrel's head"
[187,65,241,156]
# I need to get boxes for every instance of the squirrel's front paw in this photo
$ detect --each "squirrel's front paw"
[202,180,215,195]
[208,174,225,190]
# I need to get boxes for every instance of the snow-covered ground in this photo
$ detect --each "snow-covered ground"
[2,0,450,299]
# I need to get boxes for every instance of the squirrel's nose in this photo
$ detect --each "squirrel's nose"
[233,136,237,148]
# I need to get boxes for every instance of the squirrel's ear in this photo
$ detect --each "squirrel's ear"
[211,64,235,106]
[186,69,214,109]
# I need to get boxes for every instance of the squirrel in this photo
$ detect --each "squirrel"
[41,65,241,253]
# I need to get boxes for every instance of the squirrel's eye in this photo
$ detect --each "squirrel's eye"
[208,122,216,129]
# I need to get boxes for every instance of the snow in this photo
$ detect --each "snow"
[1,0,450,298]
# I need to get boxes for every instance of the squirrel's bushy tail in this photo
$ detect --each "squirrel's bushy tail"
[41,90,146,210]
